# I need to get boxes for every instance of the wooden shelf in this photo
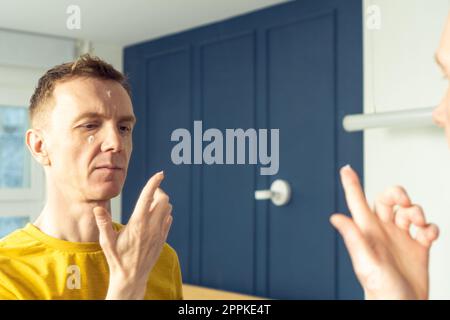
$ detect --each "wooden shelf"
[182,284,266,300]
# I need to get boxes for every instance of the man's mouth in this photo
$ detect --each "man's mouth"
[95,165,123,171]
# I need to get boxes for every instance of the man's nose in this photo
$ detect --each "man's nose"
[100,125,124,153]
[433,104,446,128]
[433,92,449,128]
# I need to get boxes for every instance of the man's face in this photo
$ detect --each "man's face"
[43,77,135,201]
[433,17,450,146]
[433,54,450,145]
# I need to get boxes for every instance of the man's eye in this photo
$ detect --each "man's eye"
[83,124,98,130]
[119,126,131,133]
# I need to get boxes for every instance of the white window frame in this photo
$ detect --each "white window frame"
[0,79,45,201]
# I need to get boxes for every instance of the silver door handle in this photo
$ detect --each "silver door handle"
[255,179,291,206]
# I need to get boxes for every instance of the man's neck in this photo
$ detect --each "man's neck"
[34,192,112,243]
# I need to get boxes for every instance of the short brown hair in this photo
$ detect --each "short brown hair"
[29,54,131,128]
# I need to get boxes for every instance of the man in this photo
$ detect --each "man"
[0,55,183,299]
[330,13,450,299]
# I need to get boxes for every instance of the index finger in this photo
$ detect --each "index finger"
[340,165,375,229]
[130,171,165,222]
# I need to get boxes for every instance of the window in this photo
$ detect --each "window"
[0,103,41,201]
[0,31,76,221]
[0,105,30,188]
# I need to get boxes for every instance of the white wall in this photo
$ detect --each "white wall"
[363,0,450,299]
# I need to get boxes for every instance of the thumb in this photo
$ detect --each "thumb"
[330,213,377,274]
[93,206,116,248]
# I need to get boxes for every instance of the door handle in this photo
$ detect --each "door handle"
[254,179,291,206]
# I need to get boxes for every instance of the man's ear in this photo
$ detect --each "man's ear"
[25,129,51,166]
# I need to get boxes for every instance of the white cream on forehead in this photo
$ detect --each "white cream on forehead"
[106,90,112,98]
[88,135,95,144]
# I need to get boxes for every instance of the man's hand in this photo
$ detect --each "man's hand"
[93,171,173,299]
[331,165,439,299]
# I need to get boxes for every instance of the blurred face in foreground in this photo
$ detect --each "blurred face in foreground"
[433,17,450,146]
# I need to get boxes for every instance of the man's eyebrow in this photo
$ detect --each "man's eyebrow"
[72,112,136,124]
[118,115,137,123]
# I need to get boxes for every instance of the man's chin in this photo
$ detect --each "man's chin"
[89,184,122,200]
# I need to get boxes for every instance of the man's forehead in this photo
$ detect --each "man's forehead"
[52,78,134,121]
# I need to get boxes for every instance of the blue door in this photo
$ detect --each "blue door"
[123,0,363,299]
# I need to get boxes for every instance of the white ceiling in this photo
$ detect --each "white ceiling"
[0,0,289,47]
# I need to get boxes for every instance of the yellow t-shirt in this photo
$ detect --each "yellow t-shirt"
[0,222,183,300]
